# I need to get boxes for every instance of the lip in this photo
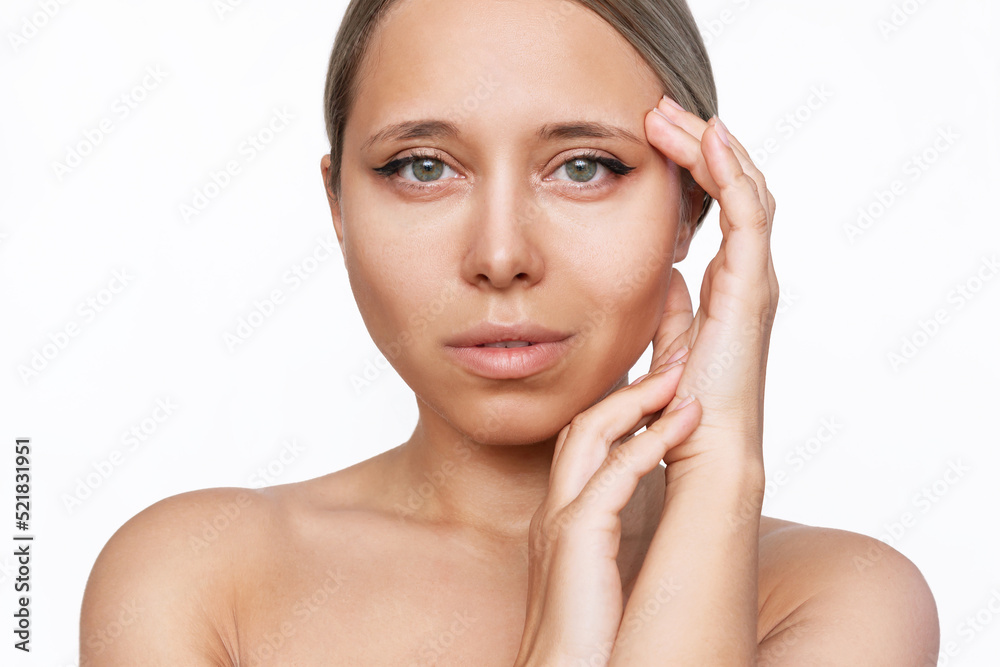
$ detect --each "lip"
[446,321,572,347]
[445,321,573,380]
[445,340,572,379]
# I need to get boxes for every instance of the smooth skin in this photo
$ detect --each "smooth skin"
[515,98,939,666]
[79,1,939,664]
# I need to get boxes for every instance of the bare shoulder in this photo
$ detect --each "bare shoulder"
[80,486,277,666]
[756,515,940,665]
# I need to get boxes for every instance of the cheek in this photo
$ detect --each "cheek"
[340,203,409,344]
[572,178,679,297]
[569,183,678,358]
[341,216,449,366]
[577,234,672,335]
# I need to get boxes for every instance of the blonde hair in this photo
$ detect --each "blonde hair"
[323,0,717,231]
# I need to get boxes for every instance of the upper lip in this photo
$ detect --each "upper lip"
[446,321,572,347]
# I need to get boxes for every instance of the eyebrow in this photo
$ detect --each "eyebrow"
[538,121,645,146]
[361,119,645,151]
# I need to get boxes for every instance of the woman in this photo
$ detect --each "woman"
[80,0,939,664]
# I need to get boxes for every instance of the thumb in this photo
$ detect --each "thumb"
[650,268,694,370]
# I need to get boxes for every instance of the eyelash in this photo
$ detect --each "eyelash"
[373,149,635,193]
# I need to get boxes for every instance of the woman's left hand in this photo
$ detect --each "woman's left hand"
[606,97,778,665]
[641,95,779,482]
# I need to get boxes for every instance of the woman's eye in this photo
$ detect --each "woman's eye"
[550,154,634,186]
[375,154,459,184]
[558,157,601,183]
[374,152,634,190]
[405,156,457,182]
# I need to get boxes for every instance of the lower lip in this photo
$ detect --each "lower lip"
[445,339,572,379]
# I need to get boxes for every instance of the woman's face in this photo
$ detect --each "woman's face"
[323,0,697,446]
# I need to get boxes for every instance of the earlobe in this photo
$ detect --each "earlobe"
[320,154,346,260]
[674,221,693,262]
[673,187,702,263]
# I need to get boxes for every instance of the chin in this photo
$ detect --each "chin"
[438,391,576,448]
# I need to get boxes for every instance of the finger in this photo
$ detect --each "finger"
[571,396,701,521]
[647,106,767,223]
[712,119,775,231]
[550,359,685,478]
[645,108,721,201]
[551,359,685,473]
[548,361,687,510]
[656,96,758,185]
[649,268,694,370]
[654,98,774,227]
[702,118,772,279]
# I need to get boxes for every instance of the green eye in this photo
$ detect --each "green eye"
[374,153,456,184]
[411,157,444,182]
[373,150,634,192]
[564,158,599,182]
[551,152,635,187]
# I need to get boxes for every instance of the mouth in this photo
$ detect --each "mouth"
[445,339,571,379]
[446,321,571,348]
[475,341,536,348]
[445,321,573,379]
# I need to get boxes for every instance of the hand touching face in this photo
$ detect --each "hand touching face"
[639,96,779,475]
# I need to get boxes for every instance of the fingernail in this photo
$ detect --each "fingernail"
[669,395,696,412]
[665,346,689,364]
[714,116,731,147]
[628,373,649,386]
[661,94,684,111]
[652,107,676,126]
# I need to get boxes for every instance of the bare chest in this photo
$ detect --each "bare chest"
[223,506,793,666]
[229,520,529,666]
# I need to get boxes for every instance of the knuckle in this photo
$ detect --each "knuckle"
[567,411,590,431]
[607,442,642,478]
[607,442,633,468]
[674,146,701,170]
[567,411,611,443]
[738,173,759,195]
[745,206,769,233]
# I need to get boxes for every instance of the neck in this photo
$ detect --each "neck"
[385,374,666,547]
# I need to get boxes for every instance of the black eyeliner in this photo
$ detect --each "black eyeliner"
[373,156,415,177]
[372,150,635,181]
[579,153,635,176]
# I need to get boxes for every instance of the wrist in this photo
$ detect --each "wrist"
[664,456,765,525]
[666,450,765,490]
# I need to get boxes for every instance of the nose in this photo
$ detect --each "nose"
[461,173,545,290]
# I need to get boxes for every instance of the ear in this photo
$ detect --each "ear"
[320,154,346,260]
[673,186,703,263]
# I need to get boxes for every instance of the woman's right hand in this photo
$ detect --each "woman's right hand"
[513,353,702,667]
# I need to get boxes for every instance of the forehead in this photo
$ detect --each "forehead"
[347,0,663,148]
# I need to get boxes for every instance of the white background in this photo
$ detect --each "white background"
[2,0,998,664]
